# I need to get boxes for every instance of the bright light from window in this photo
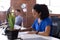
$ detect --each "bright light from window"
[51,0,60,7]
[36,0,49,6]
[0,0,10,11]
[36,0,60,14]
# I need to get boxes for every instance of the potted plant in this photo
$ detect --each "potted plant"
[7,9,19,40]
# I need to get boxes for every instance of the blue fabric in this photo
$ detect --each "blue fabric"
[15,16,23,26]
[32,17,52,35]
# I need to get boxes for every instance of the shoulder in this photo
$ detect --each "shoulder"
[44,17,52,22]
[16,16,23,19]
[42,17,52,25]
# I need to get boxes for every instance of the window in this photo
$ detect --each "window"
[36,0,49,6]
[49,0,60,14]
[0,0,10,11]
[36,0,60,14]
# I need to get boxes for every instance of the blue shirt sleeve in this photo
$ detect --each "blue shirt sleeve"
[41,19,52,31]
[45,19,52,26]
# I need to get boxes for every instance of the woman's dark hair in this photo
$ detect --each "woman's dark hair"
[33,4,49,20]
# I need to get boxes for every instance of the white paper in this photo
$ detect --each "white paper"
[21,27,26,30]
[14,25,21,30]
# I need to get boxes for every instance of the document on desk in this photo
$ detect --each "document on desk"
[0,34,8,40]
[18,32,49,40]
[14,25,26,30]
[18,32,60,40]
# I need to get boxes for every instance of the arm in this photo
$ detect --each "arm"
[20,27,33,32]
[38,26,50,36]
[27,26,50,36]
[20,19,36,32]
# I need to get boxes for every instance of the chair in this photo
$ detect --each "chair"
[51,16,60,39]
[57,21,60,39]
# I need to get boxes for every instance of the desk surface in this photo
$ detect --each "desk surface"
[18,32,60,40]
[0,31,59,40]
[0,27,60,40]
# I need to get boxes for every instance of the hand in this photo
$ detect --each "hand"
[27,31,36,34]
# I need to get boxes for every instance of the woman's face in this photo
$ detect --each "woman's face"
[32,9,40,18]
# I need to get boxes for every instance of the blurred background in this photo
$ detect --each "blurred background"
[0,0,60,27]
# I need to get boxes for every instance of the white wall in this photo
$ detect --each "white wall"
[36,0,49,6]
[0,0,10,11]
[36,0,60,14]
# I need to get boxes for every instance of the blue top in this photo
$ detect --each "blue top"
[32,17,52,35]
[15,16,23,26]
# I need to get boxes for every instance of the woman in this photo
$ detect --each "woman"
[21,4,52,36]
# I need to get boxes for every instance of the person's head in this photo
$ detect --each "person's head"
[14,9,21,16]
[33,4,49,20]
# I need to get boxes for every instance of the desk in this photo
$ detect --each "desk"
[0,26,60,40]
[0,34,8,40]
[0,31,59,40]
[18,32,60,40]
